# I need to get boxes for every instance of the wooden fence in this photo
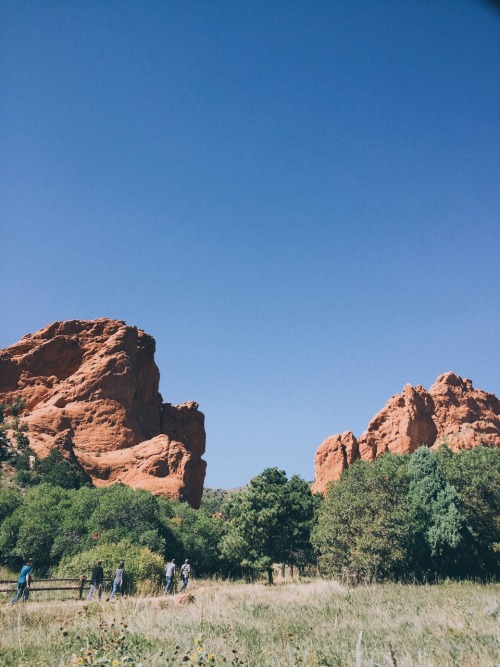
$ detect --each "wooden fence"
[0,577,114,600]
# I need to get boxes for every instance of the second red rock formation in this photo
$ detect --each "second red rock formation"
[312,372,500,495]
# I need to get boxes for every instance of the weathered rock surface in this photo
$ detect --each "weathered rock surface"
[312,372,500,495]
[0,319,206,507]
[312,431,359,497]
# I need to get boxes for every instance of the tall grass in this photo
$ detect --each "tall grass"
[0,566,16,580]
[0,579,498,666]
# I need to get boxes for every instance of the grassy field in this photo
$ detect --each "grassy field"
[0,579,498,666]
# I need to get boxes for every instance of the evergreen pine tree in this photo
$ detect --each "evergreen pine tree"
[408,447,470,576]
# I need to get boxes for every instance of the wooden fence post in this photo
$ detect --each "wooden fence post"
[79,576,86,600]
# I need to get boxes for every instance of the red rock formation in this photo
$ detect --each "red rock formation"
[313,432,358,493]
[429,372,500,450]
[0,319,206,507]
[312,372,500,495]
[358,384,437,461]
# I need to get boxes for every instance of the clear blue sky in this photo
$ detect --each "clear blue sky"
[1,1,499,488]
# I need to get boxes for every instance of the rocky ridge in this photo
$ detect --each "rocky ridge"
[0,319,206,507]
[312,372,500,495]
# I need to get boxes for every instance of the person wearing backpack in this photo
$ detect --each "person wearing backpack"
[180,559,191,592]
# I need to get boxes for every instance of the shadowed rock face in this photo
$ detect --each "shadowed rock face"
[312,372,500,495]
[0,319,206,507]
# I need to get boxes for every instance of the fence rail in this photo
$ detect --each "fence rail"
[0,577,114,599]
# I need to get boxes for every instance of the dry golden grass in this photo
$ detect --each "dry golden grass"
[0,578,498,666]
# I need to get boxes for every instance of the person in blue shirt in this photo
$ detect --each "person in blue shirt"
[11,558,33,604]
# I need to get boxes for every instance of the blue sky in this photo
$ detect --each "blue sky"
[1,1,499,488]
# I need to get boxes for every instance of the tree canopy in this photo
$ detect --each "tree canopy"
[1,407,498,586]
[313,446,500,582]
[220,468,317,583]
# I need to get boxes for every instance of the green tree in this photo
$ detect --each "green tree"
[0,401,27,461]
[285,475,319,571]
[0,483,72,571]
[35,450,92,489]
[435,445,500,576]
[14,448,92,490]
[86,484,178,557]
[49,485,101,561]
[8,397,27,418]
[170,502,226,576]
[0,425,11,461]
[0,415,7,483]
[408,447,471,577]
[312,454,419,581]
[89,484,160,534]
[0,481,183,571]
[0,488,22,523]
[220,468,316,583]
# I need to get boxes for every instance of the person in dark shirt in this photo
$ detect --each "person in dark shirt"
[11,558,33,604]
[86,560,104,601]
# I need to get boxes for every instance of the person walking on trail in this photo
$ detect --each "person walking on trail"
[164,559,176,594]
[109,561,124,601]
[87,560,104,601]
[180,559,191,592]
[11,558,33,604]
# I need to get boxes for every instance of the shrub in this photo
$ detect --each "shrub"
[56,540,165,594]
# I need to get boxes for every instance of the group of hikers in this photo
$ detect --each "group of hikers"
[9,557,192,604]
[164,558,191,595]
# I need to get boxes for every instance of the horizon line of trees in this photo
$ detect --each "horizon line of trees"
[1,398,499,587]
